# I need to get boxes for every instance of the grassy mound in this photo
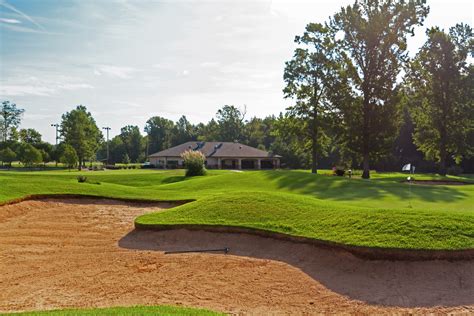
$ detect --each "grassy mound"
[1,169,473,250]
[136,191,474,250]
[11,305,222,315]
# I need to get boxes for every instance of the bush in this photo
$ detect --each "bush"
[105,165,120,170]
[60,145,78,170]
[447,165,463,176]
[333,166,345,176]
[181,150,206,177]
[77,175,88,183]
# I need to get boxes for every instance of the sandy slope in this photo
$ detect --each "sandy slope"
[0,199,473,314]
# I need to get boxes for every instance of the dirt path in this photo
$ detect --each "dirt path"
[0,199,473,315]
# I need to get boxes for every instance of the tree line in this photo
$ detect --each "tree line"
[0,0,472,177]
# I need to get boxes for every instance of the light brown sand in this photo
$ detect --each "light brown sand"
[0,199,473,315]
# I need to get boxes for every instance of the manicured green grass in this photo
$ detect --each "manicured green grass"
[10,305,223,315]
[1,168,473,250]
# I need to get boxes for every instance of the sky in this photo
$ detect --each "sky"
[0,0,472,143]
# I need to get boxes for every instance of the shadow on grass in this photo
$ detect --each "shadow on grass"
[262,170,469,203]
[119,229,474,308]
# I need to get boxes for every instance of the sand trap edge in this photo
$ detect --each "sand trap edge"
[135,224,474,261]
[0,194,194,207]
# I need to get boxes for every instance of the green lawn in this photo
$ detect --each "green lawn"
[1,168,473,250]
[10,305,223,315]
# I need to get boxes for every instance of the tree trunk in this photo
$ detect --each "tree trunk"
[362,153,370,179]
[362,106,370,179]
[78,158,82,171]
[311,139,318,174]
[439,142,447,176]
[311,109,318,174]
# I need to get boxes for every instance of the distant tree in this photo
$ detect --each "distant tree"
[39,149,50,166]
[284,22,342,174]
[245,117,266,148]
[19,128,42,145]
[196,119,220,141]
[216,105,246,142]
[0,147,16,167]
[122,153,131,165]
[172,115,195,146]
[405,24,473,175]
[9,127,19,143]
[60,144,79,171]
[19,143,42,167]
[60,105,103,170]
[119,125,143,162]
[0,101,25,142]
[330,0,429,178]
[272,113,311,168]
[144,116,174,154]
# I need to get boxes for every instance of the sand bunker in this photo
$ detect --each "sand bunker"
[0,198,473,314]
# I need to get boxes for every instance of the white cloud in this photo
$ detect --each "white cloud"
[94,65,136,79]
[0,17,21,24]
[0,76,93,96]
[200,61,220,68]
[0,0,45,30]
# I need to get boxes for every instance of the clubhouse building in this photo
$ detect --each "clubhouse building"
[148,141,281,170]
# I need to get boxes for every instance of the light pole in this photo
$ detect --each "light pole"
[51,123,60,167]
[50,123,59,145]
[102,127,111,165]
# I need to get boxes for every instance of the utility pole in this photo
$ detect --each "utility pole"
[50,123,60,145]
[102,127,111,165]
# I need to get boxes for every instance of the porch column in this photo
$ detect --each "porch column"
[217,157,221,169]
[275,159,280,169]
[164,157,167,169]
[256,159,261,170]
[237,158,242,170]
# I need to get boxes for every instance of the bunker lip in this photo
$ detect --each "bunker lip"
[2,194,472,261]
[135,224,474,261]
[0,194,195,207]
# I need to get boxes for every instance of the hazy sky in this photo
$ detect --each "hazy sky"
[0,0,472,143]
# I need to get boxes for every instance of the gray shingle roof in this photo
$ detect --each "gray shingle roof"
[149,141,281,158]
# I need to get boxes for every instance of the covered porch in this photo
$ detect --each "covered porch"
[217,158,280,170]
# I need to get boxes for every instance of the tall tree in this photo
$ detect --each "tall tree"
[60,105,103,170]
[144,116,175,154]
[196,119,220,141]
[283,22,341,174]
[330,0,429,178]
[405,24,473,175]
[19,128,42,145]
[0,101,25,142]
[119,125,143,162]
[215,105,246,142]
[172,115,195,146]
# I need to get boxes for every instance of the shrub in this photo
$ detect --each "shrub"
[181,150,206,176]
[333,166,345,176]
[19,143,43,167]
[447,165,463,176]
[77,175,88,183]
[60,145,78,170]
[0,147,16,167]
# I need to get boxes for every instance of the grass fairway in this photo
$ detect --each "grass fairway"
[1,169,473,250]
[11,305,222,315]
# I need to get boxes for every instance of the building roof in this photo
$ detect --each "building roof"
[149,141,281,159]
